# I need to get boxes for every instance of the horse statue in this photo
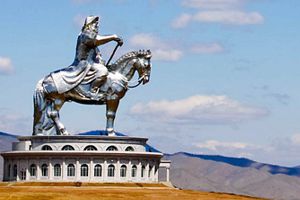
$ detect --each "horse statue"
[33,50,152,136]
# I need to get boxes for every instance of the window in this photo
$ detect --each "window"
[41,164,48,177]
[62,145,75,151]
[54,164,61,177]
[84,145,97,151]
[141,165,145,178]
[106,146,118,151]
[81,164,88,177]
[67,164,75,177]
[13,165,17,177]
[131,165,137,178]
[120,165,127,177]
[42,145,52,151]
[107,164,115,177]
[94,164,102,177]
[125,146,134,151]
[29,164,37,177]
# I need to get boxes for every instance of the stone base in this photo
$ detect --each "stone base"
[1,134,170,183]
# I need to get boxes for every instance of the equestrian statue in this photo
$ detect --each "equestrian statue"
[33,16,152,136]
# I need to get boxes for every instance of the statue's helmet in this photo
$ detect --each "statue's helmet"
[82,16,99,31]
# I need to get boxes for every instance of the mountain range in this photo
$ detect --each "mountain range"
[1,131,300,200]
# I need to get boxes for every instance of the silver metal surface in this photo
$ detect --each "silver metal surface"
[33,16,152,136]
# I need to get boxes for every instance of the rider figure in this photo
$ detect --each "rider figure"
[49,15,123,100]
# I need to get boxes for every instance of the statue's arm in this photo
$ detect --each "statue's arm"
[94,34,122,46]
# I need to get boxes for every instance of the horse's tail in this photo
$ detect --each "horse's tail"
[33,79,47,135]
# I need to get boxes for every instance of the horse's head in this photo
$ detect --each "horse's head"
[134,50,152,85]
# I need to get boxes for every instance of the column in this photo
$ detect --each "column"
[128,160,132,182]
[89,158,93,182]
[116,159,120,181]
[49,159,53,180]
[36,160,41,181]
[62,159,66,181]
[166,167,170,182]
[16,160,20,181]
[137,160,142,182]
[76,159,80,181]
[26,159,29,181]
[103,159,107,181]
[154,163,159,182]
[151,163,155,182]
[145,162,149,183]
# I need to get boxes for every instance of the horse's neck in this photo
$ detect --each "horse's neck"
[116,59,136,81]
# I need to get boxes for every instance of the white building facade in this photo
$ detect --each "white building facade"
[1,135,170,183]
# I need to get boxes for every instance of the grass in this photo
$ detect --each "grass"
[0,182,266,200]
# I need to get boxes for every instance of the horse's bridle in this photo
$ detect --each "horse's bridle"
[127,74,145,88]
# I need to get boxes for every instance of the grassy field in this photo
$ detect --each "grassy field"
[0,182,266,200]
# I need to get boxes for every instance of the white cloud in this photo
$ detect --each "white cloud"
[182,0,244,10]
[0,57,14,75]
[173,0,264,28]
[130,33,161,48]
[191,42,224,54]
[193,139,275,160]
[153,49,183,61]
[129,95,269,125]
[194,10,264,25]
[195,140,249,151]
[129,33,183,61]
[172,13,192,28]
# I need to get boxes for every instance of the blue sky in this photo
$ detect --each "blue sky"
[1,0,300,166]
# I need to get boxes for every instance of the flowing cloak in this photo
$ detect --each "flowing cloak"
[50,31,100,94]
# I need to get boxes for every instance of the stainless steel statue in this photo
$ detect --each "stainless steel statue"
[33,16,152,136]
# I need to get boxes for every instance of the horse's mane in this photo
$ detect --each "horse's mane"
[108,50,151,71]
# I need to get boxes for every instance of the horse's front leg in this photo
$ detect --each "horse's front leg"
[106,100,119,136]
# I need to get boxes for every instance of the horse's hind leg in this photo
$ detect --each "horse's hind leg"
[47,98,69,135]
[106,100,119,136]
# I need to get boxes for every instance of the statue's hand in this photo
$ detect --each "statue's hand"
[115,37,123,46]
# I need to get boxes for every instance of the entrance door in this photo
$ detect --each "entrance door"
[20,170,26,180]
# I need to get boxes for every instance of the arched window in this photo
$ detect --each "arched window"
[67,164,75,177]
[94,164,102,177]
[41,164,48,177]
[29,164,37,177]
[54,164,61,177]
[106,146,118,151]
[13,164,17,177]
[131,165,137,178]
[84,145,97,151]
[107,164,115,177]
[141,165,145,178]
[125,146,134,151]
[81,164,88,177]
[120,165,127,177]
[62,145,75,151]
[41,145,53,151]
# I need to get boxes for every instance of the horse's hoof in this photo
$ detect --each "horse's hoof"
[107,129,115,136]
[62,131,70,136]
[60,128,69,136]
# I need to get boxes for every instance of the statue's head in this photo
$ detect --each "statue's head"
[82,15,99,34]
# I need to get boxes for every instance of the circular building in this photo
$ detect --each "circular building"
[1,132,170,183]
